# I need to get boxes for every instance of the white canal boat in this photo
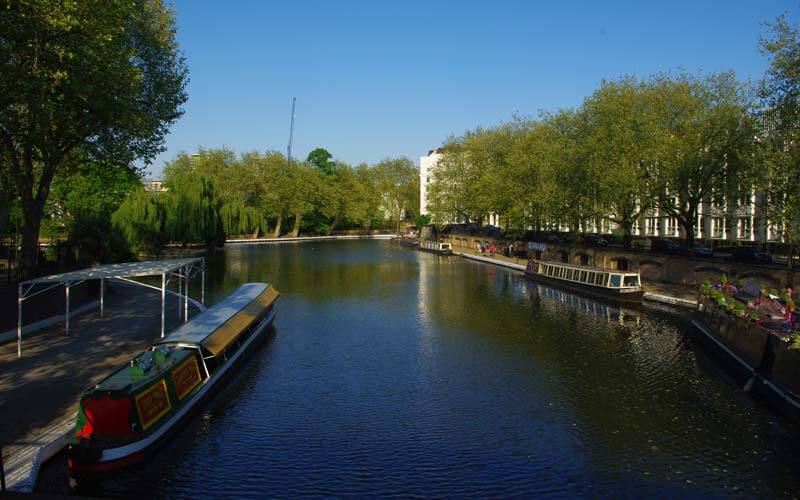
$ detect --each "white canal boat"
[525,260,643,304]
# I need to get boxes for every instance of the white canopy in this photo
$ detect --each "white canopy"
[16,257,206,358]
[20,258,201,285]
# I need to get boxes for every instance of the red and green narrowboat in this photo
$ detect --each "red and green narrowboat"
[66,282,279,477]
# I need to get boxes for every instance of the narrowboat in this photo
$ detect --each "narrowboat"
[394,236,420,249]
[66,282,279,477]
[525,260,643,304]
[419,241,453,255]
[692,286,800,422]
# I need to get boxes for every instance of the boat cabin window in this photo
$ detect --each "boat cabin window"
[623,275,640,287]
[609,274,621,288]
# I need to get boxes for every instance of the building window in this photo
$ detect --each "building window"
[645,217,658,236]
[712,217,724,239]
[768,223,783,242]
[737,217,752,240]
[738,190,751,208]
[666,217,678,236]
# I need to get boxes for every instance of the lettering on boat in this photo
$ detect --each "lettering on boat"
[172,356,201,400]
[135,379,172,430]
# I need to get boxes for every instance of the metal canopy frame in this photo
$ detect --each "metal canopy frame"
[16,257,207,358]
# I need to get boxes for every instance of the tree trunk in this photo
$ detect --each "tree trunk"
[19,199,45,279]
[327,212,341,236]
[682,219,696,257]
[272,217,282,238]
[623,229,633,250]
[0,195,8,244]
[251,226,260,239]
[290,212,301,238]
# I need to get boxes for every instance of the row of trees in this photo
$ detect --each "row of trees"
[427,16,799,262]
[0,1,421,276]
[428,72,758,251]
[111,149,420,254]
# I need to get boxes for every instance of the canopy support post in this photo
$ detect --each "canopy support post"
[177,271,182,319]
[100,277,105,318]
[17,283,22,358]
[183,265,189,323]
[161,273,166,338]
[201,258,205,306]
[65,282,71,336]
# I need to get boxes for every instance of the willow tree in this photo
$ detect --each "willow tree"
[0,0,188,277]
[111,189,166,255]
[162,166,224,249]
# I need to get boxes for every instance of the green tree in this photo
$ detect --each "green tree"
[648,72,757,251]
[162,159,224,249]
[112,188,166,255]
[44,162,141,263]
[759,13,800,273]
[0,0,188,277]
[427,136,489,225]
[373,157,418,234]
[306,147,336,175]
[580,77,660,247]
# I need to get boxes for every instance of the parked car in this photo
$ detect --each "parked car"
[732,246,772,264]
[650,238,682,255]
[581,234,609,247]
[535,232,561,243]
[691,242,714,258]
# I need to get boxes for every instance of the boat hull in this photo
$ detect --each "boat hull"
[524,271,643,305]
[67,309,277,478]
[691,309,800,423]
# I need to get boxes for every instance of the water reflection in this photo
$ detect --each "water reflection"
[523,281,641,325]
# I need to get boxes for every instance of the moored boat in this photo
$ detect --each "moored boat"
[419,240,453,255]
[692,281,800,422]
[66,282,279,477]
[525,259,643,304]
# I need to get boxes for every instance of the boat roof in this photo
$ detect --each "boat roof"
[156,283,271,349]
[533,259,639,276]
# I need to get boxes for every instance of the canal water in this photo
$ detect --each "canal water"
[38,240,799,497]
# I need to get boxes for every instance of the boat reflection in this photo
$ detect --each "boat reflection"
[524,281,641,325]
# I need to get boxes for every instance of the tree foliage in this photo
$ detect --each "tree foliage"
[0,0,188,276]
[426,72,758,249]
[759,13,800,267]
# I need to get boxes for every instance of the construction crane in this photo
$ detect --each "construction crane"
[286,97,296,166]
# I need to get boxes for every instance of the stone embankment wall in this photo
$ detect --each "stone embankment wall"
[441,234,795,289]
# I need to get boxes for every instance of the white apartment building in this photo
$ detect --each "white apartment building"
[143,179,167,193]
[419,149,441,216]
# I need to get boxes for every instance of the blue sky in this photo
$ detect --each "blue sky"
[146,0,797,177]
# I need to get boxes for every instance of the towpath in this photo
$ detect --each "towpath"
[0,282,196,492]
